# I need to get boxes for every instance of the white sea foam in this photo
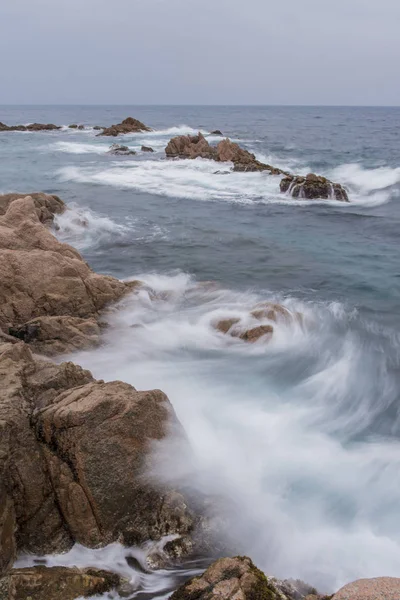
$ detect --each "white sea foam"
[329,163,400,206]
[51,141,112,155]
[61,272,400,593]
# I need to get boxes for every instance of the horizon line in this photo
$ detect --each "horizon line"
[1,103,400,108]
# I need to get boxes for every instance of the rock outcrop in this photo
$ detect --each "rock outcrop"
[0,341,198,575]
[108,144,136,156]
[211,130,223,135]
[332,577,400,600]
[141,145,154,152]
[0,193,136,354]
[170,556,318,600]
[0,122,60,132]
[0,566,122,600]
[280,173,349,202]
[98,117,151,137]
[165,133,287,175]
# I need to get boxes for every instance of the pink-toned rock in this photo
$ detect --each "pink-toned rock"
[98,117,151,136]
[165,132,217,160]
[332,577,400,600]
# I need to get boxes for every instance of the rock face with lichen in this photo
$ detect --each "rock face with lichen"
[0,193,137,354]
[0,566,122,600]
[0,340,198,576]
[170,556,317,600]
[98,117,151,136]
[280,173,349,202]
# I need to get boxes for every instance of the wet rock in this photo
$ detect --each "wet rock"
[170,556,311,600]
[93,125,102,130]
[141,145,154,152]
[99,117,151,136]
[215,318,240,334]
[77,125,84,130]
[108,143,136,156]
[280,173,349,202]
[332,577,400,600]
[217,139,286,175]
[0,566,122,600]
[0,192,65,226]
[0,341,199,562]
[251,302,293,323]
[68,124,78,129]
[166,132,218,160]
[0,122,61,132]
[240,324,274,342]
[211,130,223,135]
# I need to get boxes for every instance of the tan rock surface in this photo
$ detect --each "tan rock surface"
[332,577,400,600]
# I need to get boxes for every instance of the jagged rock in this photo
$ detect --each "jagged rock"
[8,316,101,355]
[68,124,78,129]
[0,194,135,350]
[170,556,315,600]
[141,145,154,152]
[165,134,287,175]
[280,173,349,202]
[77,125,84,130]
[0,192,65,226]
[166,132,218,160]
[332,577,400,600]
[0,122,61,132]
[98,117,151,137]
[0,566,122,600]
[0,342,199,568]
[211,130,223,135]
[108,144,136,156]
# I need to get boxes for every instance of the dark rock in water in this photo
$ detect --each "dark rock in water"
[165,134,287,175]
[166,132,218,160]
[280,173,349,202]
[0,566,122,600]
[0,122,61,132]
[68,124,78,129]
[99,117,151,136]
[141,145,154,152]
[108,143,136,156]
[170,556,315,600]
[77,125,84,130]
[211,130,223,135]
[93,125,102,130]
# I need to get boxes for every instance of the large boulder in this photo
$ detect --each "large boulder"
[170,556,317,600]
[0,341,198,574]
[332,577,400,600]
[98,117,151,136]
[0,194,135,353]
[166,132,218,160]
[0,566,122,600]
[280,173,349,202]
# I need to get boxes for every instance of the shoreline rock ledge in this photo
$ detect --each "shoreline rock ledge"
[98,116,151,136]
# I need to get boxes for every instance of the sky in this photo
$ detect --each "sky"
[1,0,399,105]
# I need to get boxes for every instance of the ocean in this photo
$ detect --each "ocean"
[2,105,400,596]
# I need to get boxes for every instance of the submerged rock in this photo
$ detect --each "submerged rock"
[98,117,151,136]
[280,173,349,202]
[0,566,122,600]
[170,556,316,600]
[141,145,154,152]
[240,324,274,342]
[108,143,136,156]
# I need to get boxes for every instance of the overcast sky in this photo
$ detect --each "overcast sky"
[1,0,399,105]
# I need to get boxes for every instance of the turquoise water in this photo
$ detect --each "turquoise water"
[2,105,400,593]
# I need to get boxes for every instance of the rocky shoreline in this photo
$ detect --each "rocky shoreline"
[0,191,395,599]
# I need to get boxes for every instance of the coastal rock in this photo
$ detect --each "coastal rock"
[165,134,287,174]
[0,566,122,600]
[108,143,136,156]
[165,132,218,160]
[93,125,102,130]
[0,194,134,351]
[141,145,154,152]
[251,302,293,323]
[170,556,315,600]
[280,173,349,202]
[211,130,223,135]
[0,122,61,132]
[68,124,78,129]
[240,324,274,342]
[332,577,400,600]
[98,117,151,136]
[0,341,198,564]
